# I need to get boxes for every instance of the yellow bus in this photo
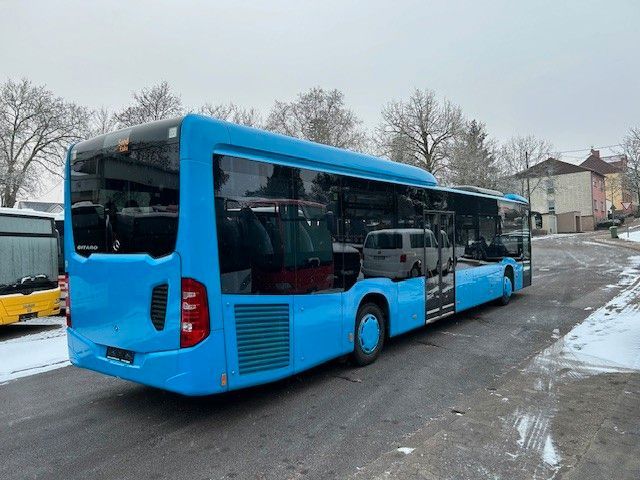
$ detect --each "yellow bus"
[0,208,61,325]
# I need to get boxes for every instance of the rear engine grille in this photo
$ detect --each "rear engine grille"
[234,304,290,375]
[150,284,168,330]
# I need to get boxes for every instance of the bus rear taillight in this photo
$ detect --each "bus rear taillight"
[65,273,71,327]
[180,278,210,348]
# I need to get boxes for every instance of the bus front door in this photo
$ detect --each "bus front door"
[424,211,456,323]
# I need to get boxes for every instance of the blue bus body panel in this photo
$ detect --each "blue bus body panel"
[512,261,524,290]
[454,260,523,313]
[293,292,344,371]
[504,193,528,203]
[177,120,230,334]
[220,295,295,389]
[68,327,227,395]
[68,252,182,353]
[390,278,426,336]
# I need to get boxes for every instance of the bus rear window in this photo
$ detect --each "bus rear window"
[69,118,181,258]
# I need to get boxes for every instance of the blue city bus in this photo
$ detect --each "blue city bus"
[64,115,531,396]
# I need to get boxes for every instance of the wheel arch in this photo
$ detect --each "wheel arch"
[358,292,390,339]
[504,264,514,288]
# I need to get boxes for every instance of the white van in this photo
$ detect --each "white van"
[362,228,453,280]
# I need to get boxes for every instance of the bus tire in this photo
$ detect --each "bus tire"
[352,302,386,366]
[499,274,513,306]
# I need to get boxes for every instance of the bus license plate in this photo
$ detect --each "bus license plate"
[19,312,37,322]
[106,346,135,364]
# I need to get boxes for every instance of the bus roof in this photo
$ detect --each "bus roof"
[121,115,528,206]
[430,186,529,205]
[184,114,438,188]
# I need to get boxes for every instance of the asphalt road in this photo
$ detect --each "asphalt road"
[0,235,635,480]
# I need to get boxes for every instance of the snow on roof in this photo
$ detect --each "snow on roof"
[0,207,58,219]
[16,201,64,214]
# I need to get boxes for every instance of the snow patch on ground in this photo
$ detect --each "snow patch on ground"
[532,233,580,242]
[396,447,415,455]
[530,255,640,377]
[582,240,607,247]
[508,407,562,476]
[542,434,561,466]
[619,230,640,243]
[513,409,550,452]
[0,316,69,384]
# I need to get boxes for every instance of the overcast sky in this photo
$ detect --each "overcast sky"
[1,0,639,201]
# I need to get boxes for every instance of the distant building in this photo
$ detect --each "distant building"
[581,150,634,214]
[601,153,628,170]
[16,200,64,214]
[515,158,606,232]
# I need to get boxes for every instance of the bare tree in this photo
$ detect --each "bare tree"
[448,120,500,188]
[200,103,262,127]
[384,132,415,165]
[114,81,183,128]
[622,127,640,208]
[265,87,367,151]
[376,88,464,175]
[0,78,90,207]
[498,134,554,196]
[90,106,118,136]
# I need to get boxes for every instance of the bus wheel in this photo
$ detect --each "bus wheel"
[499,275,513,305]
[352,303,385,366]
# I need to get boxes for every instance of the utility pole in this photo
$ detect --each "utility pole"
[525,150,531,202]
[525,151,532,230]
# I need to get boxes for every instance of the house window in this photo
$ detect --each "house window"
[546,179,555,194]
[548,199,555,213]
[593,200,597,211]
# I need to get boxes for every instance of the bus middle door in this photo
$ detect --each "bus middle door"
[424,211,456,323]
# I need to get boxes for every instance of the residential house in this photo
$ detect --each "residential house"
[581,150,634,214]
[516,158,606,232]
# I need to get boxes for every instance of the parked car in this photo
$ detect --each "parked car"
[362,228,452,280]
[596,219,622,229]
[607,213,626,224]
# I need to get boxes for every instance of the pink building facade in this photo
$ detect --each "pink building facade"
[590,172,607,222]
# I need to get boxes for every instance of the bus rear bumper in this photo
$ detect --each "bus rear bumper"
[67,328,228,396]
